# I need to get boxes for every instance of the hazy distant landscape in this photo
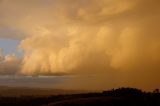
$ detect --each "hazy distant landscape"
[0,86,87,97]
[0,87,159,106]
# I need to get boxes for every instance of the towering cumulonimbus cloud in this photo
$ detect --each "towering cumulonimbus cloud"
[0,0,160,90]
[19,0,160,75]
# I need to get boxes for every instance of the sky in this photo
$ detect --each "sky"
[0,0,160,91]
[0,39,22,56]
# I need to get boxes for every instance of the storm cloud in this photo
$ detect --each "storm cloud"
[0,0,160,90]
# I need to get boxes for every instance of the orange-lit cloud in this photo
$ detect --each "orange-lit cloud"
[0,50,21,75]
[0,0,160,90]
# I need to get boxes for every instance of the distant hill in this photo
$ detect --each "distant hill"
[0,87,159,106]
[44,88,160,106]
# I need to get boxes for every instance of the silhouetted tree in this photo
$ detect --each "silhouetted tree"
[153,89,159,93]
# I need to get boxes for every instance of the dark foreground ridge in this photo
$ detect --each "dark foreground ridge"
[0,87,160,106]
